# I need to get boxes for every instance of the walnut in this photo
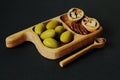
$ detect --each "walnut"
[82,17,100,32]
[67,8,84,22]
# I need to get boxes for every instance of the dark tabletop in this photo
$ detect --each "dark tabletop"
[0,0,120,80]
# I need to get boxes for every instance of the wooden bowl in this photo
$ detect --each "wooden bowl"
[6,9,103,60]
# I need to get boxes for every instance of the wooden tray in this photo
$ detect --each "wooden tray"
[6,9,103,60]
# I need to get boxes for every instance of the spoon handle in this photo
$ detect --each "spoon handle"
[59,44,94,67]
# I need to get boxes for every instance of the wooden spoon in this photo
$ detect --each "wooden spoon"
[59,38,106,67]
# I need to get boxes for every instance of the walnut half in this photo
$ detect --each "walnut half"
[67,8,84,22]
[82,17,100,32]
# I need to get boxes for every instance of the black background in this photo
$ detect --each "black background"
[0,0,120,80]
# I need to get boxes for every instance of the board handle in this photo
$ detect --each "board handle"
[6,30,27,48]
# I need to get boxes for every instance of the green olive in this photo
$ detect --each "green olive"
[34,23,45,35]
[43,38,59,48]
[60,31,73,43]
[55,26,65,35]
[46,20,59,29]
[40,29,56,40]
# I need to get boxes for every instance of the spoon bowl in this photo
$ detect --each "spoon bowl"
[94,38,106,48]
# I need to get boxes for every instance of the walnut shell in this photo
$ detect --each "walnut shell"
[67,8,84,22]
[82,16,100,32]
